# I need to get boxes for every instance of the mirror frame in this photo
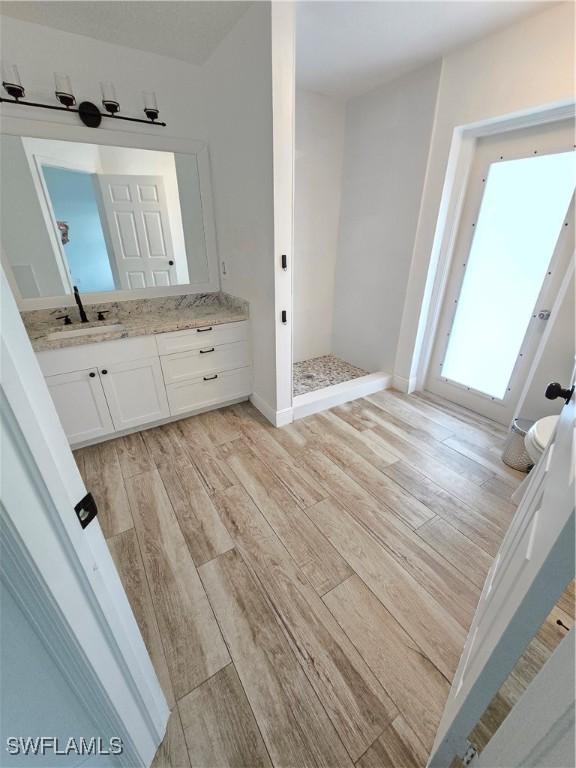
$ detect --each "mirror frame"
[0,113,220,309]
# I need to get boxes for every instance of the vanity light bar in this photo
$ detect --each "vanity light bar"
[0,66,166,128]
[0,96,167,127]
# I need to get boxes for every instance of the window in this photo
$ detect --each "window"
[441,150,575,400]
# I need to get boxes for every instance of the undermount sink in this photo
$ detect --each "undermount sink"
[46,323,125,341]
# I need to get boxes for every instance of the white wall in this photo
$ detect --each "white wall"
[0,15,208,141]
[0,15,211,299]
[332,62,441,373]
[395,2,576,386]
[1,135,67,296]
[293,89,345,363]
[203,3,277,410]
[24,135,103,171]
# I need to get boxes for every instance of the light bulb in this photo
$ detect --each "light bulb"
[100,81,119,114]
[143,90,159,121]
[54,72,75,107]
[2,62,25,99]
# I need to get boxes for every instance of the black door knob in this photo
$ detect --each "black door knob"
[168,260,174,265]
[545,382,574,404]
[101,369,108,375]
[89,372,96,378]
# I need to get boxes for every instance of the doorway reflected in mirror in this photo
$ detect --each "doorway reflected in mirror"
[1,135,210,299]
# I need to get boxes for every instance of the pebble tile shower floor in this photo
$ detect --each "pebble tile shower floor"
[293,354,368,396]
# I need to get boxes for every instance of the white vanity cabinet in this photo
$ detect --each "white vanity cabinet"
[166,368,252,416]
[98,357,169,431]
[44,368,115,444]
[37,321,251,447]
[157,321,251,416]
[38,335,169,446]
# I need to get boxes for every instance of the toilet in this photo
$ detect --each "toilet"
[524,415,559,463]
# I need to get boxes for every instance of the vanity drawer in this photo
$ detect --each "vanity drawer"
[155,321,248,356]
[161,341,250,384]
[37,336,157,377]
[166,367,252,416]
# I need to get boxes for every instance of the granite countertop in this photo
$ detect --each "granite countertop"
[23,292,249,352]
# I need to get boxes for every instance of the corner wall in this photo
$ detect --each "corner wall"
[331,62,441,373]
[293,89,345,363]
[202,3,277,411]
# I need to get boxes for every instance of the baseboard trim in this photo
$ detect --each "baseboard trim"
[292,372,392,420]
[275,407,295,427]
[71,395,250,449]
[392,374,418,394]
[250,392,294,427]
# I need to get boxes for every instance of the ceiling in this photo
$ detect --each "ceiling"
[0,0,552,93]
[0,1,252,66]
[297,1,552,98]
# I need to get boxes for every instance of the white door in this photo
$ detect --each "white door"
[474,627,574,768]
[427,120,575,424]
[99,356,169,431]
[45,367,115,445]
[1,267,169,765]
[428,371,575,766]
[97,174,178,290]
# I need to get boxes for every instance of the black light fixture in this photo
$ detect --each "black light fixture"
[2,63,25,100]
[0,65,166,127]
[143,90,159,122]
[78,102,102,128]
[100,81,120,114]
[54,72,75,108]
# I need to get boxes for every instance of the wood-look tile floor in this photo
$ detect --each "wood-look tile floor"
[74,391,574,768]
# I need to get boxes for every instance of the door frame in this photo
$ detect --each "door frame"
[1,266,169,764]
[512,257,575,423]
[25,147,122,295]
[271,1,296,426]
[412,100,576,395]
[424,121,575,424]
[27,150,96,296]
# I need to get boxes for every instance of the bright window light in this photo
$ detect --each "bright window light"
[441,151,575,400]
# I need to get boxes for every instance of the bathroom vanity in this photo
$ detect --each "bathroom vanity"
[24,293,251,447]
[2,128,257,445]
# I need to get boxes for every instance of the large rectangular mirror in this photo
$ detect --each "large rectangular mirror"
[1,135,216,301]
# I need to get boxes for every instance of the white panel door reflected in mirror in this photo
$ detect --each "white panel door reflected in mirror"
[0,135,210,298]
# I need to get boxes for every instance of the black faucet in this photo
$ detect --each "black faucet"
[73,285,89,323]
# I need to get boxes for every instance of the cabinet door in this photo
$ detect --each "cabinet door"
[99,356,169,431]
[45,369,115,445]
